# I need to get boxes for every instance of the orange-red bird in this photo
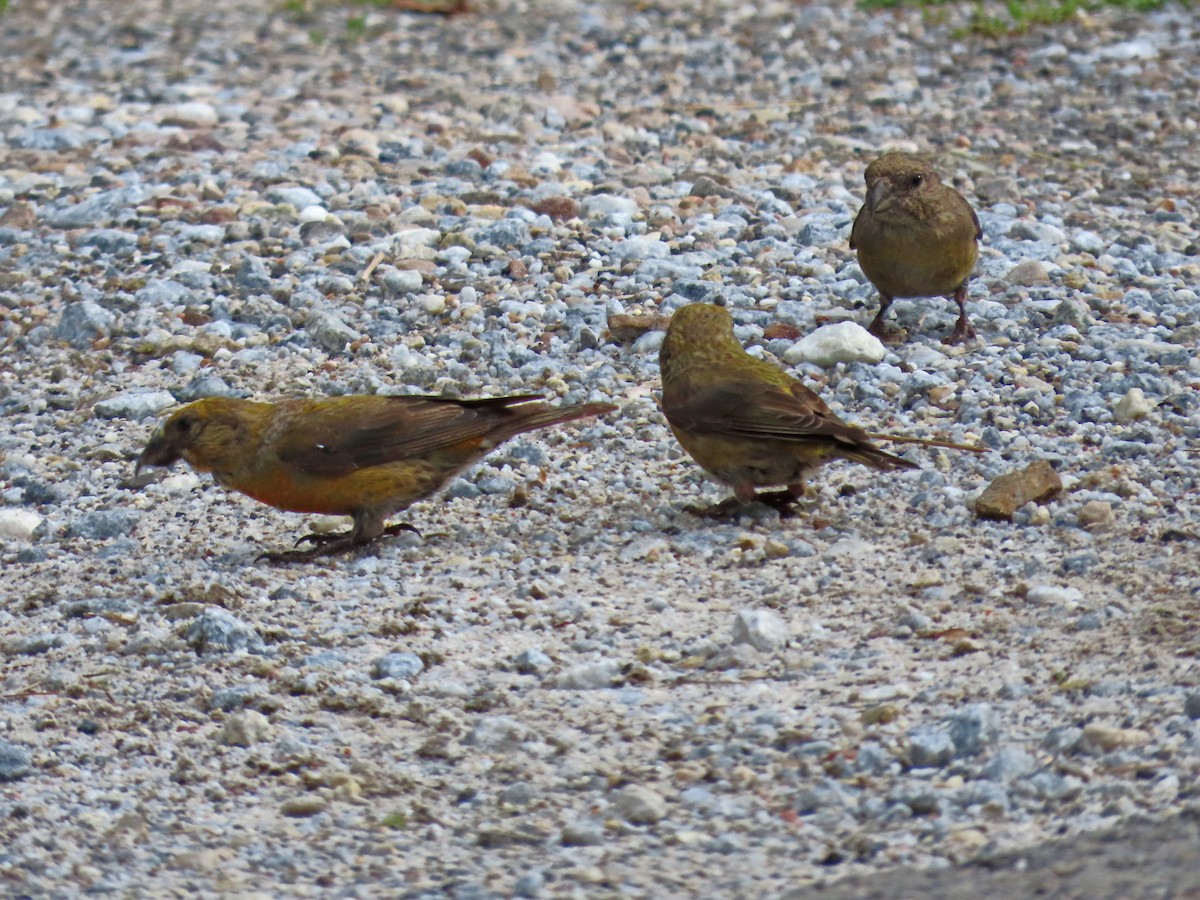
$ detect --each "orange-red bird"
[137,393,615,561]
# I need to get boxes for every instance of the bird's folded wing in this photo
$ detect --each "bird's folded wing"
[668,380,867,445]
[277,395,541,476]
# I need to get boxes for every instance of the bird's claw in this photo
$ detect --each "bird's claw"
[382,522,421,539]
[257,522,421,564]
[943,319,978,345]
[684,492,800,521]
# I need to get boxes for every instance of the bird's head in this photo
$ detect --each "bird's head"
[137,398,255,476]
[660,303,743,377]
[862,152,941,213]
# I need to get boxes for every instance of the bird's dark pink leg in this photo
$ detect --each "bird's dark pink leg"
[944,283,977,345]
[866,293,894,338]
[257,523,420,563]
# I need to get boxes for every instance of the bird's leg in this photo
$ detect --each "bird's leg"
[943,283,977,345]
[685,484,804,520]
[258,522,420,564]
[866,293,894,338]
[750,490,801,518]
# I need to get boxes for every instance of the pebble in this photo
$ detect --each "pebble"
[159,101,219,127]
[185,608,266,655]
[305,311,360,354]
[68,509,141,540]
[731,609,789,652]
[280,796,327,818]
[975,461,1063,520]
[0,741,33,781]
[1082,724,1151,753]
[373,652,424,680]
[1184,692,1200,721]
[1077,500,1115,530]
[55,301,115,348]
[907,727,956,768]
[0,508,43,540]
[1005,260,1052,286]
[1113,387,1154,421]
[93,389,177,420]
[782,322,885,367]
[465,717,530,752]
[218,710,273,747]
[561,820,605,847]
[555,659,622,689]
[613,784,668,825]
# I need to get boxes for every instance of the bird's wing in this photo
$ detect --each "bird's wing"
[970,203,983,241]
[276,395,543,476]
[667,378,868,446]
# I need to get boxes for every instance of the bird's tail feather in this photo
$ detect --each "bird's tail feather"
[505,402,617,439]
[862,432,986,453]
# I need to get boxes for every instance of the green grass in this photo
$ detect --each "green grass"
[859,0,1184,34]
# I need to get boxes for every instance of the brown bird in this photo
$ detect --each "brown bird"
[137,393,615,561]
[659,303,982,517]
[849,151,982,344]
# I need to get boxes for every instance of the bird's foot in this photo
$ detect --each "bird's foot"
[684,491,801,521]
[866,317,906,344]
[751,489,802,519]
[257,523,420,563]
[943,317,978,346]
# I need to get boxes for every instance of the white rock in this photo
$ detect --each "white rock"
[394,228,441,260]
[1025,584,1085,608]
[1113,387,1154,421]
[613,237,670,260]
[159,473,202,495]
[782,322,884,367]
[555,659,621,690]
[580,194,638,219]
[298,205,332,224]
[732,609,789,652]
[158,101,218,127]
[420,294,447,315]
[0,509,44,541]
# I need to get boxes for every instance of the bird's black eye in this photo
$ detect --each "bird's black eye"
[910,173,924,187]
[175,416,193,433]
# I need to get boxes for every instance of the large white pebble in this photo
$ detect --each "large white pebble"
[0,509,44,541]
[783,322,884,367]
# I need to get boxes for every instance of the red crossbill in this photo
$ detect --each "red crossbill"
[849,152,982,344]
[659,303,981,517]
[137,393,615,561]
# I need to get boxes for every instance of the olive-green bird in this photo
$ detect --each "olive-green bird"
[659,304,981,517]
[850,152,982,344]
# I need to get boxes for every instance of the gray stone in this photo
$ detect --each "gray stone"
[185,608,266,654]
[613,784,667,824]
[94,389,177,420]
[373,652,424,680]
[306,311,360,354]
[946,704,998,757]
[0,741,32,782]
[237,256,273,294]
[465,717,530,752]
[68,509,141,540]
[55,301,114,349]
[48,186,144,228]
[906,727,955,768]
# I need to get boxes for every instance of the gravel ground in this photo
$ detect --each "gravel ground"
[1,0,1199,896]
